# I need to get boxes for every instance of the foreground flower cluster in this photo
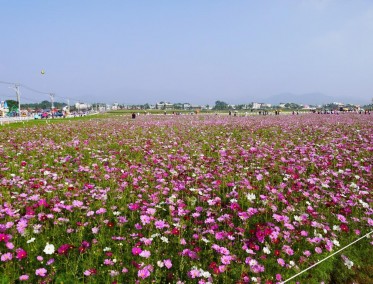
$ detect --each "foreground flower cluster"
[0,114,372,283]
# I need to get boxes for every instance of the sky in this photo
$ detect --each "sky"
[1,0,373,105]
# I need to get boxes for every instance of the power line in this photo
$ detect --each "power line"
[0,80,17,85]
[1,79,90,105]
[20,84,50,95]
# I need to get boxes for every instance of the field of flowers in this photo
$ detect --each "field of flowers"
[0,113,372,283]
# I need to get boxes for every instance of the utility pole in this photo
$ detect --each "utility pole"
[67,99,70,112]
[9,84,21,118]
[50,93,55,110]
[49,93,55,118]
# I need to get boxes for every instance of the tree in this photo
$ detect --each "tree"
[285,103,301,109]
[5,100,18,111]
[213,100,229,110]
[40,100,51,110]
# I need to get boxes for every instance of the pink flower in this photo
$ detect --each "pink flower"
[277,258,285,267]
[221,255,232,265]
[164,259,172,269]
[189,269,200,278]
[315,247,322,254]
[16,219,28,235]
[72,200,84,207]
[1,252,13,262]
[19,275,29,281]
[139,250,151,258]
[47,258,55,265]
[84,268,97,276]
[95,208,107,215]
[35,268,47,277]
[104,259,115,266]
[140,215,151,225]
[303,250,311,257]
[155,220,169,229]
[282,245,294,256]
[138,268,150,279]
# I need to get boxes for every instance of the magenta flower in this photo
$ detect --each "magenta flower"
[132,247,142,255]
[57,244,73,255]
[16,248,27,260]
[0,234,10,243]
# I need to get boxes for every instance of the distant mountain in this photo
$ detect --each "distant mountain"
[264,93,334,105]
[264,93,368,105]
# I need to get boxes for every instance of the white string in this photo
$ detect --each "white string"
[281,230,373,284]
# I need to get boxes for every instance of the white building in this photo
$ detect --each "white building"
[75,102,90,111]
[252,102,262,109]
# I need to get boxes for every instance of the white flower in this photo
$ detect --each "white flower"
[333,225,341,231]
[103,247,111,251]
[27,238,36,244]
[33,224,42,234]
[246,193,256,202]
[201,270,211,278]
[160,236,169,243]
[263,247,271,254]
[157,260,164,268]
[43,243,55,254]
[294,215,301,222]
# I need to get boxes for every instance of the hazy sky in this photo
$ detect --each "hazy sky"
[1,0,373,105]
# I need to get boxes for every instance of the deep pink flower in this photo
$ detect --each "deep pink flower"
[58,244,74,255]
[0,234,10,243]
[132,247,142,255]
[16,248,27,260]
